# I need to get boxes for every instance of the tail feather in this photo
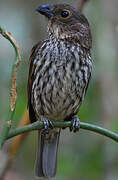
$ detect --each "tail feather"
[35,129,60,179]
[35,131,44,178]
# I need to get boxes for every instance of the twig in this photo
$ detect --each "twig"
[7,121,118,143]
[77,0,89,11]
[0,113,29,180]
[9,111,30,159]
[0,27,21,148]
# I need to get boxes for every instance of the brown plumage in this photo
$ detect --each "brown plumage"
[28,3,92,179]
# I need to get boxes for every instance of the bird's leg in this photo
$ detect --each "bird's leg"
[40,116,54,134]
[70,115,80,133]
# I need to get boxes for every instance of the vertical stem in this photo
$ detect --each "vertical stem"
[0,27,21,148]
[0,111,14,148]
[76,0,89,11]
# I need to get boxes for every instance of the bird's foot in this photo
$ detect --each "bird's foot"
[70,115,80,133]
[41,116,54,134]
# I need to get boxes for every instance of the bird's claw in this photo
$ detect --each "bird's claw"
[41,116,54,134]
[70,115,80,133]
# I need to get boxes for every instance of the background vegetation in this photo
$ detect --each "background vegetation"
[0,0,118,179]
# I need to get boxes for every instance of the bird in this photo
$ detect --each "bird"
[27,3,92,179]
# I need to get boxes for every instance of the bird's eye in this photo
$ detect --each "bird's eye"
[61,10,70,18]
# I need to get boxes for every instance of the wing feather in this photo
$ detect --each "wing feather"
[27,41,43,123]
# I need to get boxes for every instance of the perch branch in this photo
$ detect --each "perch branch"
[7,121,118,143]
[0,27,21,148]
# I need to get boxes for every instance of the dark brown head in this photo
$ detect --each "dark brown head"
[36,4,92,49]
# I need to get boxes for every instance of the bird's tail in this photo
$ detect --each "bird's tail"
[35,129,60,179]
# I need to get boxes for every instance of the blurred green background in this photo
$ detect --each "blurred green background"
[0,0,118,180]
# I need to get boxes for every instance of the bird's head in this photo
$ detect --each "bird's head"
[36,4,92,49]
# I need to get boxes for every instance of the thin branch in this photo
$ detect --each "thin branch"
[7,121,118,143]
[77,0,89,11]
[0,27,21,148]
[9,111,30,159]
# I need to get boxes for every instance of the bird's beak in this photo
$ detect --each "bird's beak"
[36,5,54,18]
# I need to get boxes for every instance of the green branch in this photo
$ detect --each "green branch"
[0,27,21,148]
[7,121,118,143]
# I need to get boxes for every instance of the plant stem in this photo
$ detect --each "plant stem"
[0,27,21,148]
[7,121,118,143]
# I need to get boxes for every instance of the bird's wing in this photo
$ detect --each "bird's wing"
[27,41,43,123]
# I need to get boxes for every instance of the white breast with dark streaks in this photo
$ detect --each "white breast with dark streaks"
[32,38,92,121]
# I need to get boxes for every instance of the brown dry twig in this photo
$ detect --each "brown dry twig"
[7,32,21,111]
